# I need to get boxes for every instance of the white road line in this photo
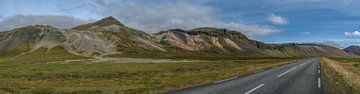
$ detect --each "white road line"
[299,63,305,66]
[318,78,321,88]
[318,70,320,74]
[244,84,265,94]
[214,77,238,84]
[277,67,297,77]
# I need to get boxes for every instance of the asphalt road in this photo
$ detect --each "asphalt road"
[168,58,324,94]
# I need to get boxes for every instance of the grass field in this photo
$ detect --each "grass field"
[321,57,360,94]
[0,57,298,94]
[330,57,360,74]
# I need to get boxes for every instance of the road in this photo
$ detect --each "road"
[168,58,324,94]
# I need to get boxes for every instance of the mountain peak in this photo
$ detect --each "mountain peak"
[98,16,124,26]
[72,16,125,30]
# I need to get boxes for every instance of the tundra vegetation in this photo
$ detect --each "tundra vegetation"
[0,54,298,93]
[321,57,360,94]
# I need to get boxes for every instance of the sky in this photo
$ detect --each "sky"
[0,0,359,48]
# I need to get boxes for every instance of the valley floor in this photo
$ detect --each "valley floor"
[0,57,298,94]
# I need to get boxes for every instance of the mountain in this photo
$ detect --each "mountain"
[0,16,165,62]
[0,25,87,63]
[69,16,165,56]
[343,45,360,55]
[259,43,350,57]
[0,25,66,56]
[0,16,352,62]
[154,27,268,57]
[154,27,350,57]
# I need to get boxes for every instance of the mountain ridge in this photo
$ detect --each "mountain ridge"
[155,27,350,57]
[0,16,353,60]
[72,16,125,30]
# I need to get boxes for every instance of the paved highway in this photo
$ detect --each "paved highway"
[168,58,324,94]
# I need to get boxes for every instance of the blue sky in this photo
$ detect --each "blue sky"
[0,0,359,48]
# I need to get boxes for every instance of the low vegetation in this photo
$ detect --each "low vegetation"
[0,57,298,94]
[1,46,89,64]
[0,43,30,59]
[321,57,360,94]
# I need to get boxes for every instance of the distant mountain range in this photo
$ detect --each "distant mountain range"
[343,45,360,55]
[0,17,354,59]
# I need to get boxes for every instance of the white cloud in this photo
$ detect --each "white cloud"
[222,23,280,36]
[300,32,311,35]
[344,31,360,37]
[92,0,280,36]
[0,15,90,31]
[268,14,289,25]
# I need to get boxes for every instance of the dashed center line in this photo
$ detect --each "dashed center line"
[277,67,297,77]
[318,70,320,74]
[244,84,265,94]
[299,63,306,66]
[318,78,321,88]
[214,76,238,84]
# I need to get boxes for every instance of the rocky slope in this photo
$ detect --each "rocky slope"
[155,27,350,57]
[0,16,165,59]
[154,28,267,56]
[0,16,352,60]
[343,45,360,55]
[69,16,165,56]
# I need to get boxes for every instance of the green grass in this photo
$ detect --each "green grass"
[331,57,360,65]
[2,46,89,63]
[331,57,360,62]
[0,43,31,59]
[0,57,297,94]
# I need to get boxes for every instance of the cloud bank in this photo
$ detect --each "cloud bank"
[0,15,90,31]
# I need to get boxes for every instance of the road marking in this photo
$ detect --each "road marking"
[214,76,238,84]
[277,67,297,77]
[299,63,305,66]
[318,70,320,74]
[318,78,321,88]
[244,84,265,94]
